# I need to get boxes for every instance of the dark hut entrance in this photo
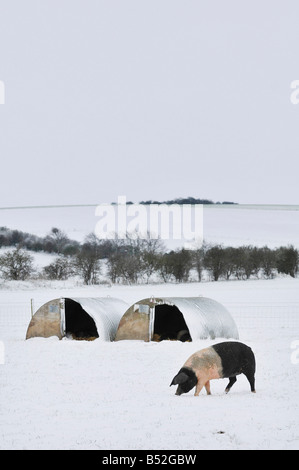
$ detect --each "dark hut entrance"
[153,304,191,342]
[65,299,99,340]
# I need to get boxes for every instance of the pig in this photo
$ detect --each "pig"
[170,341,256,396]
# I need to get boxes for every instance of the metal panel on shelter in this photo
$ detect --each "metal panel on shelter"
[26,297,129,341]
[115,297,239,342]
[70,297,129,341]
[164,297,239,340]
[115,299,155,342]
[26,299,64,340]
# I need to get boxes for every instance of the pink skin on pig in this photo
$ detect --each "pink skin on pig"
[183,347,223,396]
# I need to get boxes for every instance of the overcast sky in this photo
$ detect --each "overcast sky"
[0,0,298,207]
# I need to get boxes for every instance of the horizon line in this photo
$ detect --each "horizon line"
[0,203,299,211]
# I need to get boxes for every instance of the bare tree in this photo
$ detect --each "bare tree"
[139,236,165,283]
[276,245,299,278]
[203,245,226,281]
[44,227,70,254]
[72,234,102,284]
[259,246,276,279]
[106,235,144,284]
[156,253,174,283]
[0,248,34,280]
[191,241,208,282]
[43,255,74,280]
[157,249,193,283]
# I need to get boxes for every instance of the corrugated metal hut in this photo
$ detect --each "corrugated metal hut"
[115,296,239,342]
[26,297,129,341]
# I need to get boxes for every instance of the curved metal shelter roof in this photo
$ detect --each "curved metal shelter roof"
[26,297,129,341]
[115,296,239,342]
[71,297,129,341]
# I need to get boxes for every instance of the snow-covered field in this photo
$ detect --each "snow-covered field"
[1,204,299,450]
[1,277,299,450]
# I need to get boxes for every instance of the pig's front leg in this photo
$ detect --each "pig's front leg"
[194,380,205,396]
[204,381,211,395]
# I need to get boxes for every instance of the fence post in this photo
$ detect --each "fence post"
[30,298,35,318]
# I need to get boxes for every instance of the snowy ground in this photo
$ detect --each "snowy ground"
[1,277,299,450]
[1,204,299,248]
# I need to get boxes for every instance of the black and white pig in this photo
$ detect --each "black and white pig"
[170,341,256,396]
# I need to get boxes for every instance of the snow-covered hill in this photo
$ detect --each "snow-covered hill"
[1,204,299,248]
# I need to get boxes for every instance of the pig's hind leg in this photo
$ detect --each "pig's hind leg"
[244,371,256,393]
[225,376,237,394]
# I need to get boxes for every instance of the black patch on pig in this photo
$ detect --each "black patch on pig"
[170,367,198,395]
[212,341,256,392]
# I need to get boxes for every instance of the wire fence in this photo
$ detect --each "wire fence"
[226,302,299,329]
[0,300,35,337]
[0,300,299,340]
[0,301,32,340]
[0,301,32,323]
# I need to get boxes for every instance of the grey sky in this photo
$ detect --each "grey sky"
[0,0,298,207]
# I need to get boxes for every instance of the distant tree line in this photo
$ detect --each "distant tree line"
[0,226,298,284]
[0,226,81,255]
[122,197,237,205]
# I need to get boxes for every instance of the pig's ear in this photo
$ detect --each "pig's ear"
[170,372,189,386]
